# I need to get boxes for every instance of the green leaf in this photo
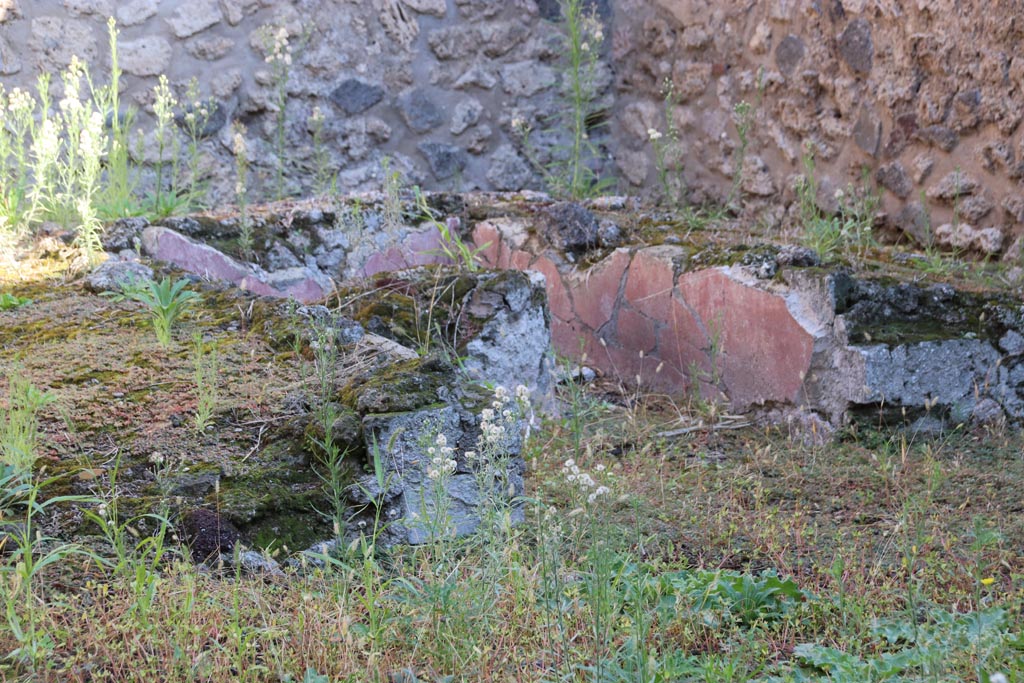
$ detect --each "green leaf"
[0,293,32,311]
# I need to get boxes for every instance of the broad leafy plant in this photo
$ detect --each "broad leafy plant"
[113,276,201,348]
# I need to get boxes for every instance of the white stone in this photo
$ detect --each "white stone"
[748,21,771,54]
[619,100,661,143]
[500,61,557,97]
[740,155,777,197]
[401,0,447,17]
[65,0,113,17]
[167,0,222,38]
[211,68,242,98]
[29,17,97,70]
[219,0,259,25]
[0,0,20,24]
[117,0,159,27]
[0,33,20,74]
[119,36,172,76]
[934,223,1004,255]
[450,98,483,135]
[186,36,235,60]
[454,65,497,90]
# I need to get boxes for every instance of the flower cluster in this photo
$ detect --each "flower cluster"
[264,26,293,66]
[579,12,605,52]
[183,102,211,128]
[647,128,663,142]
[6,87,34,116]
[426,433,457,480]
[231,126,248,157]
[479,384,530,449]
[562,458,611,504]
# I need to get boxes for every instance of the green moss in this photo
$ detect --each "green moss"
[0,318,85,347]
[339,355,448,415]
[841,278,1018,348]
[214,439,342,552]
[352,290,420,347]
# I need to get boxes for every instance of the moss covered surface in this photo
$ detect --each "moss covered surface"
[0,258,332,554]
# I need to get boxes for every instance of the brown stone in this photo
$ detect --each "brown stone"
[550,317,591,359]
[671,61,713,100]
[510,250,532,271]
[676,269,814,409]
[642,17,675,57]
[528,254,574,321]
[875,161,912,198]
[916,125,959,152]
[926,170,979,201]
[656,297,709,391]
[615,306,657,355]
[853,106,881,156]
[472,222,501,268]
[570,248,631,331]
[775,34,805,76]
[838,18,873,74]
[1002,195,1024,223]
[624,245,685,320]
[958,195,994,223]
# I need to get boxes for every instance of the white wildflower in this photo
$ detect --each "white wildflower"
[587,485,610,504]
[232,128,248,157]
[8,88,33,114]
[647,128,663,141]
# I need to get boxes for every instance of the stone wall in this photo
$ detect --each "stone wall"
[2,0,1023,253]
[609,0,1024,256]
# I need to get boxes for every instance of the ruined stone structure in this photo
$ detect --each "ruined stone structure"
[2,1,1023,254]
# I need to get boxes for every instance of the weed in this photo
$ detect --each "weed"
[83,456,175,629]
[516,0,612,198]
[148,76,183,218]
[0,377,55,475]
[177,78,214,210]
[113,275,202,348]
[0,293,31,311]
[415,188,488,272]
[71,108,108,266]
[726,69,764,210]
[232,123,254,260]
[648,80,687,209]
[797,145,879,259]
[192,334,220,433]
[0,85,37,234]
[381,156,404,233]
[258,23,296,201]
[306,322,348,544]
[2,472,100,670]
[308,106,334,196]
[95,18,141,221]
